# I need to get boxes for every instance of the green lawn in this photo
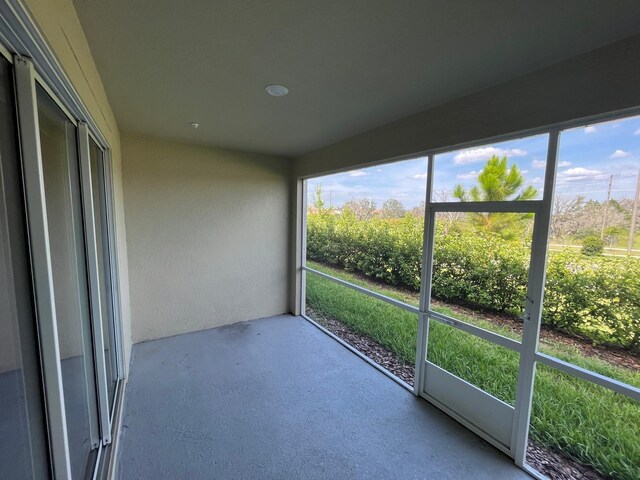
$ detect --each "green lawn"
[305,261,640,480]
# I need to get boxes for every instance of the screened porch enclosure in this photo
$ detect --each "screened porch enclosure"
[2,1,640,479]
[301,119,640,480]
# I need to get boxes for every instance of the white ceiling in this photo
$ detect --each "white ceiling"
[73,0,640,157]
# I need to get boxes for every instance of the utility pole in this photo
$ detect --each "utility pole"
[600,174,613,240]
[628,168,640,255]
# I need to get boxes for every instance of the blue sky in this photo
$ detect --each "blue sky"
[307,114,640,208]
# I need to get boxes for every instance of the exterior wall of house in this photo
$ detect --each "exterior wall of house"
[122,134,290,342]
[22,0,133,372]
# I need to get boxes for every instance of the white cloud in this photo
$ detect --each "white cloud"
[348,170,368,177]
[634,128,640,136]
[453,147,527,165]
[584,126,597,134]
[534,159,571,169]
[532,159,546,169]
[610,149,630,159]
[317,182,369,197]
[412,172,428,179]
[376,169,383,172]
[558,167,605,182]
[456,170,482,180]
[562,167,602,176]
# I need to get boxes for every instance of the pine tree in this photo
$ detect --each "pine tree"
[453,156,537,240]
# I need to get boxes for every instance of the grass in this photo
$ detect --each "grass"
[306,267,419,363]
[305,261,640,480]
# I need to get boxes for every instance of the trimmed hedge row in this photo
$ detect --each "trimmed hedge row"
[307,212,640,351]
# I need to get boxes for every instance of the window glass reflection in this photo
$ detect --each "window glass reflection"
[38,85,99,479]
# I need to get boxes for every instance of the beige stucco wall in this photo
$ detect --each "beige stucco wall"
[122,134,290,343]
[22,0,133,373]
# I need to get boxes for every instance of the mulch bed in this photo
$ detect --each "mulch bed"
[526,442,607,480]
[307,307,415,385]
[305,306,611,480]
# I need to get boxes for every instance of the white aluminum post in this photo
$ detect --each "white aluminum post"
[535,352,640,400]
[300,180,308,316]
[91,140,120,392]
[78,123,112,445]
[14,55,72,480]
[102,148,125,381]
[511,130,559,464]
[415,155,434,395]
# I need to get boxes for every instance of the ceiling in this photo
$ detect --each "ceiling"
[73,0,640,157]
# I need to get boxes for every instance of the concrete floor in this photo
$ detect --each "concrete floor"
[117,315,530,479]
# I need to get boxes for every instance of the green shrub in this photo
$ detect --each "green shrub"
[431,228,528,314]
[307,211,423,290]
[306,212,640,351]
[581,236,604,256]
[543,251,640,351]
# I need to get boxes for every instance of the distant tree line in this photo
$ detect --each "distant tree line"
[311,155,639,249]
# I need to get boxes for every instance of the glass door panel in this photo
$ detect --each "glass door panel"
[37,85,99,479]
[0,55,50,480]
[89,140,118,408]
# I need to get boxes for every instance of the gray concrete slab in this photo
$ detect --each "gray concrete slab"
[117,315,530,479]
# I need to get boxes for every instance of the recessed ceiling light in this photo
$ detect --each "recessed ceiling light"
[265,84,289,97]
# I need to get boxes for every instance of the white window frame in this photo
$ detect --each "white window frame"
[14,55,73,480]
[78,122,112,445]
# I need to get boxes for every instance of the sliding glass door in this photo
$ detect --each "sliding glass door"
[37,85,101,479]
[0,52,123,479]
[0,53,50,480]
